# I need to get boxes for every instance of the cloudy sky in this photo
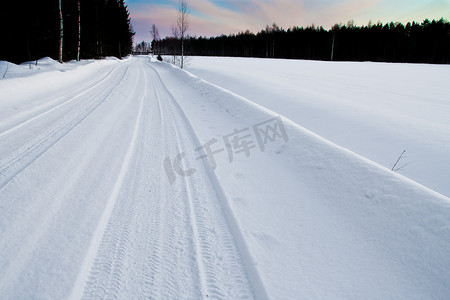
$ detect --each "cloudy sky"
[127,0,450,43]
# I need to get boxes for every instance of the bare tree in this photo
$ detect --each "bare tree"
[58,0,64,63]
[171,25,180,65]
[330,32,336,61]
[330,24,341,61]
[150,24,160,55]
[77,0,81,61]
[176,0,189,69]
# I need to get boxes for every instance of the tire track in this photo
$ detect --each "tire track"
[168,100,208,299]
[68,57,264,299]
[139,71,167,300]
[78,61,161,300]
[69,65,145,300]
[0,62,133,191]
[0,61,137,297]
[146,63,203,298]
[148,62,261,299]
[139,62,196,299]
[0,62,122,139]
[77,59,203,299]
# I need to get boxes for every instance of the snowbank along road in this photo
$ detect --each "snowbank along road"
[0,56,449,299]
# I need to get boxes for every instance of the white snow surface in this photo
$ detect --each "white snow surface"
[0,57,120,79]
[186,56,450,198]
[1,56,449,299]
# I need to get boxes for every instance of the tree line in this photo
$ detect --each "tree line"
[0,0,134,64]
[155,18,449,64]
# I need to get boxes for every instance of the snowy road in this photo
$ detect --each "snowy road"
[1,56,450,299]
[0,58,259,299]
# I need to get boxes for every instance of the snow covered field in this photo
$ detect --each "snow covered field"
[1,56,449,299]
[186,57,450,198]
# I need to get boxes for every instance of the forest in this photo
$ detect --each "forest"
[155,18,450,64]
[0,0,134,64]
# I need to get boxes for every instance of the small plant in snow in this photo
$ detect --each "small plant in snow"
[2,64,8,78]
[391,149,413,172]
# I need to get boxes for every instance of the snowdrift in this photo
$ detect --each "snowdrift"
[0,56,121,80]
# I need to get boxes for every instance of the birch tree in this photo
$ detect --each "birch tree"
[176,0,189,69]
[171,25,179,65]
[58,0,63,63]
[150,24,160,55]
[77,0,81,61]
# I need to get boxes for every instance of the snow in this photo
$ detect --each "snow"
[185,57,450,198]
[1,56,450,299]
[0,56,119,79]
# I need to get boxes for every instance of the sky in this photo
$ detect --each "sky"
[127,0,450,43]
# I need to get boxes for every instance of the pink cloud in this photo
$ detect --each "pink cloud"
[129,0,449,44]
